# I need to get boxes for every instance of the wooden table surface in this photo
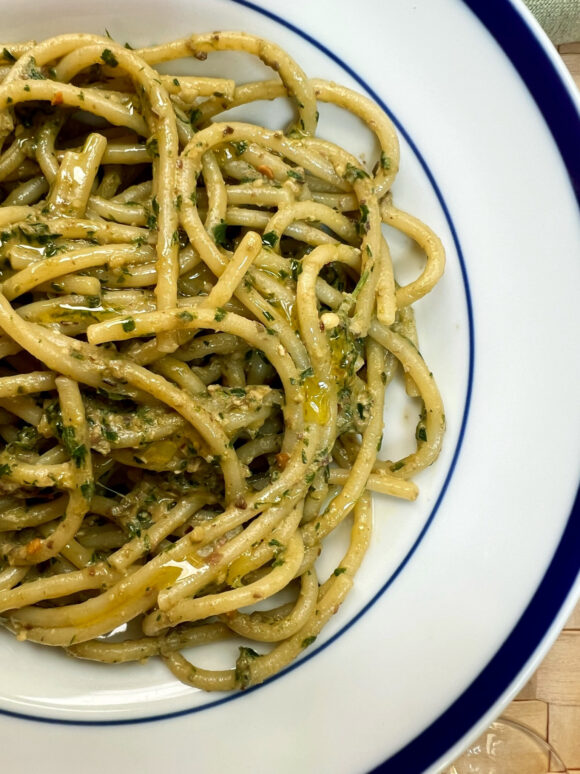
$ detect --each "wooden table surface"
[450,42,580,773]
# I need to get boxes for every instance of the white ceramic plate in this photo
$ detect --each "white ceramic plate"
[0,1,578,771]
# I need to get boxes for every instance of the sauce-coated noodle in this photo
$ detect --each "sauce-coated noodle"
[0,32,444,690]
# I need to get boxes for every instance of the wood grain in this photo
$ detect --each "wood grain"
[559,43,580,89]
[549,706,580,770]
[535,633,580,705]
[566,601,580,630]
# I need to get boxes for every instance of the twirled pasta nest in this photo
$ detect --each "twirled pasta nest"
[0,31,445,691]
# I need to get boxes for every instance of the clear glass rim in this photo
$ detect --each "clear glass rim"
[442,714,569,773]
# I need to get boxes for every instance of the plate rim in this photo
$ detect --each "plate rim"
[0,2,578,772]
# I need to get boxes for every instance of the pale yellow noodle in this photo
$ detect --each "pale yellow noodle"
[0,30,445,692]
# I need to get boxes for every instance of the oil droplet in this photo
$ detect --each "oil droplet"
[303,377,330,424]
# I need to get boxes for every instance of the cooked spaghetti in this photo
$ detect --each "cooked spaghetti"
[0,32,445,690]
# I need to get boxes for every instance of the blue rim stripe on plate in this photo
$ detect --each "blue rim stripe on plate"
[0,0,475,728]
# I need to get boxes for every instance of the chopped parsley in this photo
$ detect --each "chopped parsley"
[59,425,87,468]
[212,220,228,247]
[103,425,119,443]
[27,57,46,79]
[189,108,202,127]
[235,647,260,689]
[101,49,119,68]
[351,270,369,301]
[343,162,369,183]
[70,443,87,468]
[356,203,370,236]
[44,242,65,257]
[126,509,153,539]
[416,426,427,442]
[80,481,94,500]
[380,152,392,170]
[231,140,248,155]
[214,307,227,322]
[122,318,136,332]
[261,231,278,248]
[146,138,159,158]
[286,168,305,182]
[290,258,303,281]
